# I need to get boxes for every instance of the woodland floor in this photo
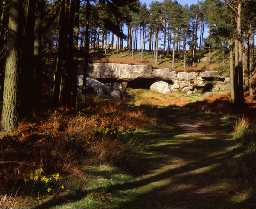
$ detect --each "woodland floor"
[28,90,256,209]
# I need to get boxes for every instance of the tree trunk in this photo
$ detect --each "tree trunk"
[163,22,167,52]
[230,42,236,103]
[234,0,244,105]
[140,26,144,60]
[83,0,90,99]
[53,0,68,105]
[1,0,21,131]
[183,37,186,70]
[21,0,37,115]
[135,28,138,51]
[248,27,253,96]
[243,43,248,88]
[104,31,107,54]
[131,27,134,57]
[199,22,204,49]
[167,30,171,55]
[63,0,80,107]
[172,33,176,69]
[149,28,152,51]
[0,0,4,27]
[120,25,123,50]
[143,26,146,51]
[0,0,9,100]
[111,32,114,50]
[128,25,132,51]
[155,30,159,64]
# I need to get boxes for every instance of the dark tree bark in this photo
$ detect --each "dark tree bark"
[53,0,68,105]
[0,0,9,98]
[62,0,80,107]
[128,24,132,51]
[233,0,244,105]
[83,0,91,98]
[21,0,37,116]
[1,0,21,131]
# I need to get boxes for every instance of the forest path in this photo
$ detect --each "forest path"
[110,106,254,209]
[42,103,255,209]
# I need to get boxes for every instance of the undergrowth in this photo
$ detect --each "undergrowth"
[0,99,150,199]
[229,117,256,184]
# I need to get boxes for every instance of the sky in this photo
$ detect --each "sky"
[140,0,199,6]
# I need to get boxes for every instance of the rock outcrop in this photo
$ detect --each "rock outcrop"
[88,63,225,82]
[88,63,152,81]
[78,76,125,99]
[80,63,229,96]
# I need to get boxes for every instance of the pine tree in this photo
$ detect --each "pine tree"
[1,0,21,131]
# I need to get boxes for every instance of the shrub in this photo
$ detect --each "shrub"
[90,139,129,164]
[0,100,149,195]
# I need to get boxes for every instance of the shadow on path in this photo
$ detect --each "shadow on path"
[33,102,256,209]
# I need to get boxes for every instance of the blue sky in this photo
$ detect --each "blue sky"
[140,0,199,6]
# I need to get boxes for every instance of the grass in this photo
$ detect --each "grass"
[48,165,136,209]
[3,90,256,209]
[32,90,253,209]
[128,89,201,107]
[233,117,250,140]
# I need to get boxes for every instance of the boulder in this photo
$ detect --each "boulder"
[150,81,171,94]
[110,89,122,99]
[85,78,110,96]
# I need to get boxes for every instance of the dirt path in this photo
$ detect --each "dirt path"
[37,105,255,209]
[110,107,254,209]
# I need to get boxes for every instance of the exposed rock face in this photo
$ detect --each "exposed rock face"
[150,81,171,94]
[88,63,224,82]
[177,72,198,80]
[152,68,177,80]
[81,63,229,96]
[88,63,152,81]
[88,63,179,81]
